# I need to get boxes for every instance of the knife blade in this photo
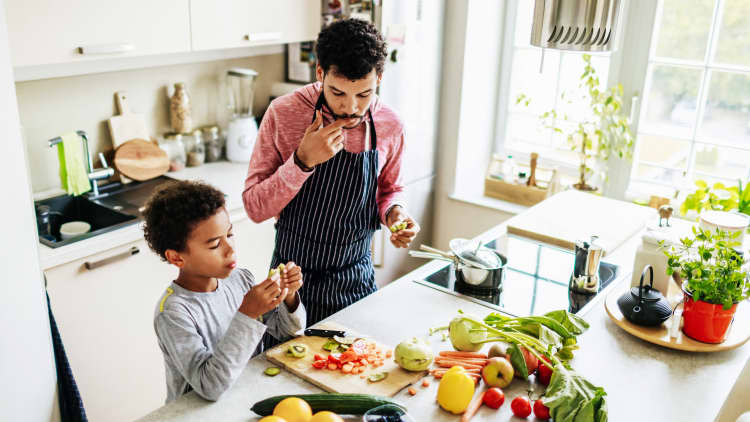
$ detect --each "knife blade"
[304,328,347,338]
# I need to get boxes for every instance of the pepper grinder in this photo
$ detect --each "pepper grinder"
[527,152,538,187]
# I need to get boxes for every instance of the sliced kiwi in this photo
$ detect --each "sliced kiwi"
[286,344,308,358]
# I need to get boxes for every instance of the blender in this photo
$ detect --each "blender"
[225,68,259,162]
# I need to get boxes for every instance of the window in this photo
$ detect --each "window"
[495,0,616,171]
[629,0,750,198]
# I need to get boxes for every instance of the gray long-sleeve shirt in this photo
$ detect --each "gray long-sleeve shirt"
[153,268,306,403]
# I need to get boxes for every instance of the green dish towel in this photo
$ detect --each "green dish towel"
[57,132,91,196]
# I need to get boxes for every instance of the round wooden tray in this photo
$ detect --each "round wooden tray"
[604,285,750,352]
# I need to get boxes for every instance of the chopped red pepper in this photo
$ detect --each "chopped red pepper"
[312,360,327,369]
[327,353,342,365]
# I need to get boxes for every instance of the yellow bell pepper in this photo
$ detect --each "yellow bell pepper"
[436,366,475,414]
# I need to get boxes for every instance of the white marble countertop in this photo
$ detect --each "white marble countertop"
[136,212,750,422]
[37,161,250,270]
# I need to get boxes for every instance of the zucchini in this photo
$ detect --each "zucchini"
[251,393,404,416]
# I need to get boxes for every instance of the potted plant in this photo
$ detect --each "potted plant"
[680,179,750,220]
[662,227,750,343]
[516,54,634,191]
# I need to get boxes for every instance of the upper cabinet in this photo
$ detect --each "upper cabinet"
[190,0,321,51]
[5,0,192,67]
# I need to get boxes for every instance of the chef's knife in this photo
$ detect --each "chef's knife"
[304,328,347,338]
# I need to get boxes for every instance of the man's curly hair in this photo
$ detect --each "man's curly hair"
[316,19,387,80]
[142,180,225,261]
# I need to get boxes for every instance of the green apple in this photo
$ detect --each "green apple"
[481,357,514,388]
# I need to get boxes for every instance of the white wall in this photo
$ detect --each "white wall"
[432,0,515,249]
[15,53,284,193]
[0,1,58,420]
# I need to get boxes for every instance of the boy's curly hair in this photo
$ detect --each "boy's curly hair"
[316,19,387,80]
[142,180,225,261]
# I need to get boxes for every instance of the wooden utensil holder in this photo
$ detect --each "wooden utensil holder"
[484,154,555,206]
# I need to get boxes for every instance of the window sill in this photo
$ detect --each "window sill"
[449,190,529,215]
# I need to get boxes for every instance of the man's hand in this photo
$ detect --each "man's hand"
[280,262,303,311]
[386,205,420,249]
[296,110,349,168]
[238,278,288,319]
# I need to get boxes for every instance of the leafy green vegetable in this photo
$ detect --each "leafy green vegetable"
[544,310,590,336]
[542,364,608,422]
[507,343,528,378]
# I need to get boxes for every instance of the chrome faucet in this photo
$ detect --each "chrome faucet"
[48,130,115,198]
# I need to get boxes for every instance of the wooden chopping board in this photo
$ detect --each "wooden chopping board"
[506,190,656,255]
[114,139,169,182]
[265,322,426,397]
[107,91,150,183]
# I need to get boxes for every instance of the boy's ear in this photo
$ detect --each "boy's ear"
[165,249,185,268]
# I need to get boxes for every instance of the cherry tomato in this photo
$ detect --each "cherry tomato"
[533,400,551,420]
[511,396,532,418]
[327,353,342,365]
[482,387,505,409]
[314,354,325,361]
[537,357,554,386]
[312,360,326,369]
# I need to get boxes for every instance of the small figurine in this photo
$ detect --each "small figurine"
[658,204,674,227]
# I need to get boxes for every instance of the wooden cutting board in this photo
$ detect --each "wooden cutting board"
[114,139,169,182]
[265,322,426,397]
[107,91,150,183]
[506,190,656,256]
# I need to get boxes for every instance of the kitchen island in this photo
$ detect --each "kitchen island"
[137,208,750,422]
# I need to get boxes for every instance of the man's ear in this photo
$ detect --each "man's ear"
[316,64,324,83]
[165,249,185,268]
[377,73,382,86]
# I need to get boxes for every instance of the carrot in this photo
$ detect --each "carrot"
[422,379,430,387]
[408,387,417,396]
[360,374,367,379]
[430,368,481,375]
[439,351,488,359]
[434,361,484,370]
[435,357,488,365]
[460,390,486,422]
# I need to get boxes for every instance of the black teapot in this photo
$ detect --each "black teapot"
[617,265,673,326]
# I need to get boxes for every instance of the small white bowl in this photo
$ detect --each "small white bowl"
[60,221,91,240]
[699,210,749,244]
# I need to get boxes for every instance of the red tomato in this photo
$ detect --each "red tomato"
[340,350,358,363]
[312,360,326,369]
[482,387,505,409]
[533,400,551,420]
[314,354,325,361]
[511,397,532,418]
[327,353,342,365]
[537,357,553,386]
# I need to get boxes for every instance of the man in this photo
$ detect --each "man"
[243,19,419,328]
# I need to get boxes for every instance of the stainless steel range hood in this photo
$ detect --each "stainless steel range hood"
[530,0,622,52]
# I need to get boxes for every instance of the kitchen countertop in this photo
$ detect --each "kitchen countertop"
[37,161,251,270]
[136,212,750,422]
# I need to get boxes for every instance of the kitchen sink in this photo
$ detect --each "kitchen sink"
[35,176,176,248]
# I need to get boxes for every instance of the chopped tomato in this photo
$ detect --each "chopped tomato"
[312,360,327,369]
[314,354,325,361]
[340,350,359,363]
[327,353,342,365]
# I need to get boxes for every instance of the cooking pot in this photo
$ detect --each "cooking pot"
[410,241,507,287]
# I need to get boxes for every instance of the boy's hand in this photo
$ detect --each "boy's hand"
[238,278,288,320]
[280,262,303,311]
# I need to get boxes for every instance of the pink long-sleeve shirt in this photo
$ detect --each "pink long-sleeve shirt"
[243,82,405,225]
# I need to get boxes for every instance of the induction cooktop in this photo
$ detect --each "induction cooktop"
[414,235,623,317]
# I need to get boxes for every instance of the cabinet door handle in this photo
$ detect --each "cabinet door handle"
[84,246,139,270]
[77,43,135,55]
[243,32,282,43]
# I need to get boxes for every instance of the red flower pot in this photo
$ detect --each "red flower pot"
[682,288,738,344]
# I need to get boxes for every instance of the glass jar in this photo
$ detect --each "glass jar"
[186,129,205,167]
[158,133,187,168]
[203,126,223,162]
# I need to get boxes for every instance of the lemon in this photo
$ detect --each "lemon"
[273,397,312,422]
[259,417,287,422]
[309,411,344,422]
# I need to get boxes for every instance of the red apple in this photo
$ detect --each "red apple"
[481,357,514,388]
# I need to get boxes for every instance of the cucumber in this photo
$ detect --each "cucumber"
[251,393,404,416]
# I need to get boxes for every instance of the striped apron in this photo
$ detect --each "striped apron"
[263,92,380,348]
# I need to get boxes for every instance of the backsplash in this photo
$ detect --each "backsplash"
[15,53,285,193]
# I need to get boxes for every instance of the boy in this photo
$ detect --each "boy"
[143,180,306,403]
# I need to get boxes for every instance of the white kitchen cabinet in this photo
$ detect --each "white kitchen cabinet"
[190,0,321,51]
[232,217,276,280]
[5,0,191,67]
[45,239,176,422]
